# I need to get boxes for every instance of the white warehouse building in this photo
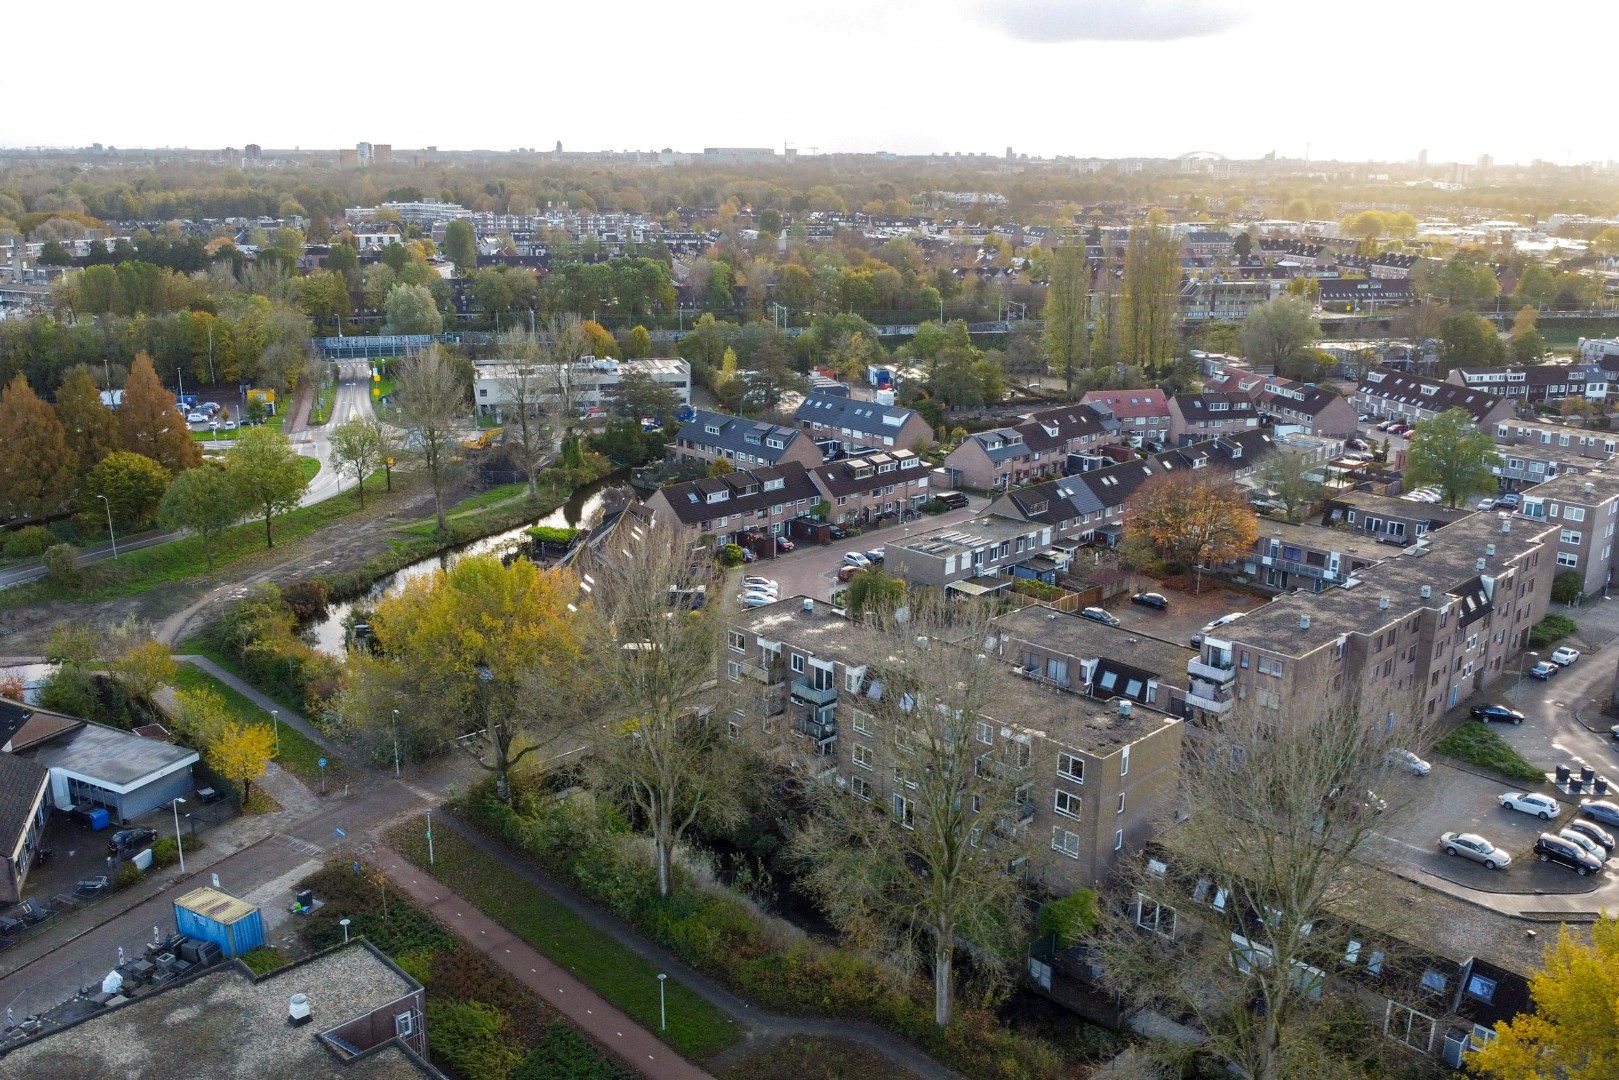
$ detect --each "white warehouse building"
[471,357,691,420]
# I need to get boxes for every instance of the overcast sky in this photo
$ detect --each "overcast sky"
[11,1,1614,165]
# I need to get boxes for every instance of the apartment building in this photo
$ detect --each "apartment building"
[668,410,822,471]
[1192,512,1557,731]
[471,357,690,419]
[1516,469,1619,599]
[1317,278,1416,312]
[1167,392,1262,444]
[1322,492,1471,546]
[1233,520,1391,593]
[723,598,1184,891]
[808,449,932,525]
[940,403,1113,492]
[644,462,822,547]
[1177,278,1282,323]
[1204,370,1360,438]
[1447,364,1612,405]
[1352,368,1515,429]
[794,392,934,453]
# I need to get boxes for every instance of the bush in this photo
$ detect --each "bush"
[2,525,53,559]
[718,543,745,567]
[427,999,523,1080]
[115,861,142,889]
[525,526,577,545]
[280,579,332,624]
[1037,890,1100,947]
[239,946,287,976]
[1528,614,1577,649]
[1551,571,1582,604]
[151,837,180,869]
[1011,579,1064,602]
[512,1025,633,1080]
[41,543,81,586]
[1435,724,1543,782]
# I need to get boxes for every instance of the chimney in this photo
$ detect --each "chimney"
[1378,595,1389,610]
[288,993,312,1027]
[1117,699,1132,718]
[1299,614,1310,630]
[1420,585,1431,599]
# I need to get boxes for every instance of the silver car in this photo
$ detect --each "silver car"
[1559,829,1609,864]
[1439,832,1511,870]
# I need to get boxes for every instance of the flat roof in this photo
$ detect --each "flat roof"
[19,720,198,789]
[0,944,428,1080]
[176,886,258,926]
[893,515,1043,560]
[993,606,1194,679]
[1255,519,1396,563]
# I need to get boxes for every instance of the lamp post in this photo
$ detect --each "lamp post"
[271,709,280,757]
[95,494,118,559]
[392,709,401,777]
[171,797,187,874]
[1514,651,1538,707]
[340,918,351,944]
[657,973,667,1031]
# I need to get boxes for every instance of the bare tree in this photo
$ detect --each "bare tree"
[578,523,749,896]
[542,315,591,451]
[1095,682,1434,1080]
[394,346,466,532]
[493,331,553,500]
[790,595,1035,1026]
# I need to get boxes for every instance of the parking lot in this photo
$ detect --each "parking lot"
[1099,581,1268,647]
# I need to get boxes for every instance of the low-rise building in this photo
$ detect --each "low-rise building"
[4,703,199,825]
[1233,520,1391,593]
[1078,390,1172,445]
[939,403,1111,492]
[1352,368,1515,429]
[0,708,50,903]
[1178,278,1281,322]
[1446,364,1612,405]
[1203,371,1359,438]
[1168,392,1262,444]
[1322,491,1471,546]
[807,450,931,525]
[886,515,1054,591]
[667,410,822,472]
[793,392,933,453]
[643,462,822,549]
[472,357,690,420]
[1516,468,1619,599]
[1317,277,1416,312]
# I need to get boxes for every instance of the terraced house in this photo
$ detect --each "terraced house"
[666,409,822,471]
[940,403,1112,492]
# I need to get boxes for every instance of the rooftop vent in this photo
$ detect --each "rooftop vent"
[802,598,814,613]
[1299,614,1311,630]
[1476,557,1487,571]
[1117,699,1133,718]
[1378,595,1389,611]
[288,993,312,1027]
[1586,482,1596,496]
[1486,544,1496,557]
[1501,515,1511,534]
[1421,585,1431,599]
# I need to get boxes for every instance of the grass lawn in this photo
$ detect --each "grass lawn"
[389,822,740,1061]
[300,455,321,482]
[0,471,389,609]
[722,1036,922,1080]
[173,663,350,792]
[1436,723,1544,782]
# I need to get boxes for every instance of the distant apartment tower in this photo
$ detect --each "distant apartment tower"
[244,143,262,161]
[372,143,392,166]
[703,147,775,165]
[356,142,373,166]
[339,148,358,167]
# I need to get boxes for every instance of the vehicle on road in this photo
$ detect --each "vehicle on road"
[1499,492,1521,508]
[1566,818,1615,851]
[1501,792,1561,820]
[1389,748,1431,776]
[194,786,224,805]
[865,548,885,564]
[1476,497,1497,511]
[1529,660,1559,680]
[1080,606,1121,627]
[774,537,795,552]
[842,552,871,569]
[837,565,859,583]
[1560,829,1610,863]
[1551,647,1581,666]
[1130,592,1169,610]
[1471,704,1524,724]
[107,827,157,854]
[1534,833,1603,875]
[1580,800,1619,827]
[1439,832,1510,869]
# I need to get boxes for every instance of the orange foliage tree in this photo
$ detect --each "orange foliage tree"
[1124,472,1258,593]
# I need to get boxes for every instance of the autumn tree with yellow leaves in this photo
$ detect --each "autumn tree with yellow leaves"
[1124,472,1259,593]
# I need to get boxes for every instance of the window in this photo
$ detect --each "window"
[850,775,872,801]
[1344,939,1362,965]
[845,671,862,693]
[1121,746,1131,776]
[1117,793,1127,815]
[1135,893,1176,938]
[1465,973,1497,1003]
[1231,934,1272,974]
[1566,506,1586,522]
[395,1011,414,1037]
[1558,551,1579,568]
[1470,1025,1498,1052]
[852,744,874,770]
[1385,1001,1437,1053]
[1054,788,1080,819]
[1419,969,1449,994]
[1057,752,1084,783]
[726,661,742,681]
[728,631,746,653]
[1561,529,1582,545]
[976,721,994,745]
[791,653,806,674]
[1114,829,1124,851]
[1013,739,1032,768]
[892,794,914,828]
[1051,826,1080,858]
[853,710,874,736]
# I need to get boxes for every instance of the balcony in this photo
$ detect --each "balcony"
[1186,678,1234,714]
[1188,657,1237,685]
[743,661,785,685]
[791,679,838,707]
[793,715,837,744]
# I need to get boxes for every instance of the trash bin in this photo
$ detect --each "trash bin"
[88,808,110,831]
[1597,777,1611,796]
[1570,776,1585,794]
[1582,765,1596,786]
[1557,764,1572,786]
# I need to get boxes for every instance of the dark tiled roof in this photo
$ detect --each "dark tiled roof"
[1017,404,1110,452]
[675,410,805,463]
[794,392,919,437]
[654,462,821,526]
[1317,278,1415,302]
[0,752,49,852]
[1174,392,1259,415]
[811,453,927,497]
[1356,368,1505,421]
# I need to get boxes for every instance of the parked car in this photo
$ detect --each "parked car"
[737,592,774,608]
[107,827,157,854]
[1581,800,1619,827]
[1389,748,1431,776]
[1568,818,1618,851]
[1439,832,1510,869]
[1476,498,1497,511]
[1079,607,1121,627]
[1499,492,1521,508]
[1471,704,1524,724]
[774,537,795,552]
[1130,591,1169,610]
[836,565,859,583]
[741,577,778,593]
[864,548,885,564]
[187,411,209,424]
[1345,438,1369,451]
[0,915,23,937]
[1501,792,1561,820]
[1561,827,1611,862]
[194,786,224,805]
[842,552,871,569]
[1534,833,1603,875]
[1528,660,1559,680]
[1551,647,1581,666]
[937,492,969,510]
[825,524,847,540]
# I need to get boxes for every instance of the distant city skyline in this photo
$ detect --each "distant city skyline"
[8,0,1615,166]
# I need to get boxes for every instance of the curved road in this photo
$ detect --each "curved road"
[0,361,380,590]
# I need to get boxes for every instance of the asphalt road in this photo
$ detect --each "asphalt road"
[0,363,377,591]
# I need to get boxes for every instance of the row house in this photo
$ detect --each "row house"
[1515,469,1619,599]
[667,410,822,472]
[1168,392,1262,444]
[808,450,932,526]
[644,462,822,547]
[1183,230,1235,259]
[722,599,1184,892]
[1256,239,1328,267]
[1352,368,1516,429]
[1323,492,1471,547]
[793,392,935,453]
[1318,277,1416,312]
[1446,364,1612,405]
[1079,390,1172,446]
[940,403,1112,492]
[1204,370,1360,438]
[1193,512,1557,733]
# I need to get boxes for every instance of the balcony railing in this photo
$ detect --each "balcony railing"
[793,716,837,743]
[1186,686,1235,714]
[743,661,785,685]
[790,679,838,707]
[1188,657,1237,685]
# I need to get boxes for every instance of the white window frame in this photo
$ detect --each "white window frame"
[728,631,746,653]
[1384,1000,1437,1054]
[394,1011,414,1037]
[1134,893,1177,938]
[850,774,872,801]
[726,661,742,681]
[976,720,994,745]
[1120,745,1130,777]
[852,743,874,770]
[853,710,874,736]
[1053,788,1081,819]
[791,653,806,674]
[1057,752,1084,783]
[1051,826,1081,858]
[892,793,914,829]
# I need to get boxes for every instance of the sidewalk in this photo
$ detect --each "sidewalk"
[173,655,349,764]
[374,845,717,1080]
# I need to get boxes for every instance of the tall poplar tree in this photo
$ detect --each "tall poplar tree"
[1120,224,1182,374]
[119,353,201,473]
[0,374,78,520]
[1044,245,1090,393]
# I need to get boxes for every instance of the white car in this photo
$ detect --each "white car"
[1439,832,1511,870]
[187,411,209,424]
[741,577,779,593]
[1477,498,1497,511]
[737,592,775,608]
[842,552,871,569]
[1389,748,1431,776]
[1550,647,1580,667]
[1500,792,1562,820]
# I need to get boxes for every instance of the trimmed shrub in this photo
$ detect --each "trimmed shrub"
[1551,571,1583,604]
[115,861,142,889]
[42,543,80,586]
[239,946,287,976]
[427,1000,523,1080]
[2,525,53,559]
[1037,889,1101,947]
[512,1025,633,1080]
[1528,614,1577,649]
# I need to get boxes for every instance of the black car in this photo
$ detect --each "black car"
[1534,833,1604,875]
[1581,800,1619,828]
[1080,606,1122,627]
[937,492,969,510]
[195,786,225,805]
[0,915,22,937]
[1130,592,1170,610]
[107,827,157,854]
[826,524,847,540]
[1471,704,1525,725]
[1566,818,1616,851]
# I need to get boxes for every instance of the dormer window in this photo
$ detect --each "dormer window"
[704,424,721,435]
[763,478,784,491]
[706,490,729,504]
[766,437,784,449]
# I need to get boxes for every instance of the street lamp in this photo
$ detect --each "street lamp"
[657,973,667,1031]
[95,494,118,559]
[1514,651,1539,707]
[392,708,401,777]
[340,918,351,944]
[271,709,280,757]
[171,797,187,874]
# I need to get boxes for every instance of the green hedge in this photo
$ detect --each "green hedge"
[1436,724,1543,782]
[1528,614,1577,649]
[443,784,1062,1080]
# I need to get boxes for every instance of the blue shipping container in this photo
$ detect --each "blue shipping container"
[174,886,264,958]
